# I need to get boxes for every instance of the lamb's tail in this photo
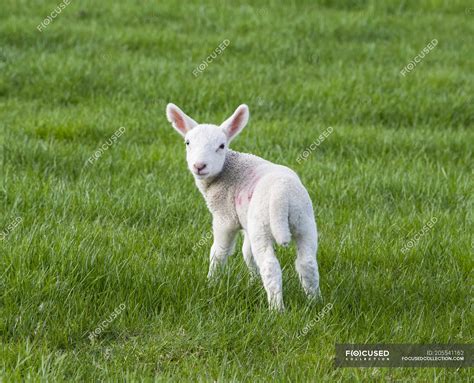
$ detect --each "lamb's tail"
[269,189,291,246]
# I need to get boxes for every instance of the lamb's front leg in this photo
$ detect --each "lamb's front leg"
[243,231,259,280]
[207,223,238,280]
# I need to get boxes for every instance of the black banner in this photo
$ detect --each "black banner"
[335,344,473,368]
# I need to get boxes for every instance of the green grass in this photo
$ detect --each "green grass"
[1,0,473,381]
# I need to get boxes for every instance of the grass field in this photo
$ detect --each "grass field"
[1,0,473,381]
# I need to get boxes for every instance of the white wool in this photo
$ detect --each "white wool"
[166,103,321,310]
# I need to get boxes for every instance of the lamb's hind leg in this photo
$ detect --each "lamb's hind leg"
[242,231,259,280]
[249,232,284,311]
[295,221,321,300]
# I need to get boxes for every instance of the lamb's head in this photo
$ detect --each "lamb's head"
[166,103,249,180]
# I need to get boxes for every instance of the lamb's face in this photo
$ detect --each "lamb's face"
[166,103,249,180]
[184,124,228,179]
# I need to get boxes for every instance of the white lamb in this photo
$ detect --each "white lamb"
[166,103,321,310]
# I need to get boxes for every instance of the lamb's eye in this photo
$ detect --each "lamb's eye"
[185,140,190,146]
[219,143,225,149]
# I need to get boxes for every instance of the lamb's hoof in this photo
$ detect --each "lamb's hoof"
[270,303,285,312]
[280,241,290,248]
[268,297,285,312]
[307,288,323,303]
[207,273,218,286]
[248,273,259,284]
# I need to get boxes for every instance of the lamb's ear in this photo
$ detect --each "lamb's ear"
[166,103,198,137]
[220,104,249,142]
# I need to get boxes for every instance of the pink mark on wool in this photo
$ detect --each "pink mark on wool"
[235,194,243,206]
[235,171,261,208]
[247,174,261,201]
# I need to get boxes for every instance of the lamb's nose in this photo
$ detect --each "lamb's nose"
[193,162,207,172]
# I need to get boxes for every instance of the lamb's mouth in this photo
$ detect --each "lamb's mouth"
[194,171,209,177]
